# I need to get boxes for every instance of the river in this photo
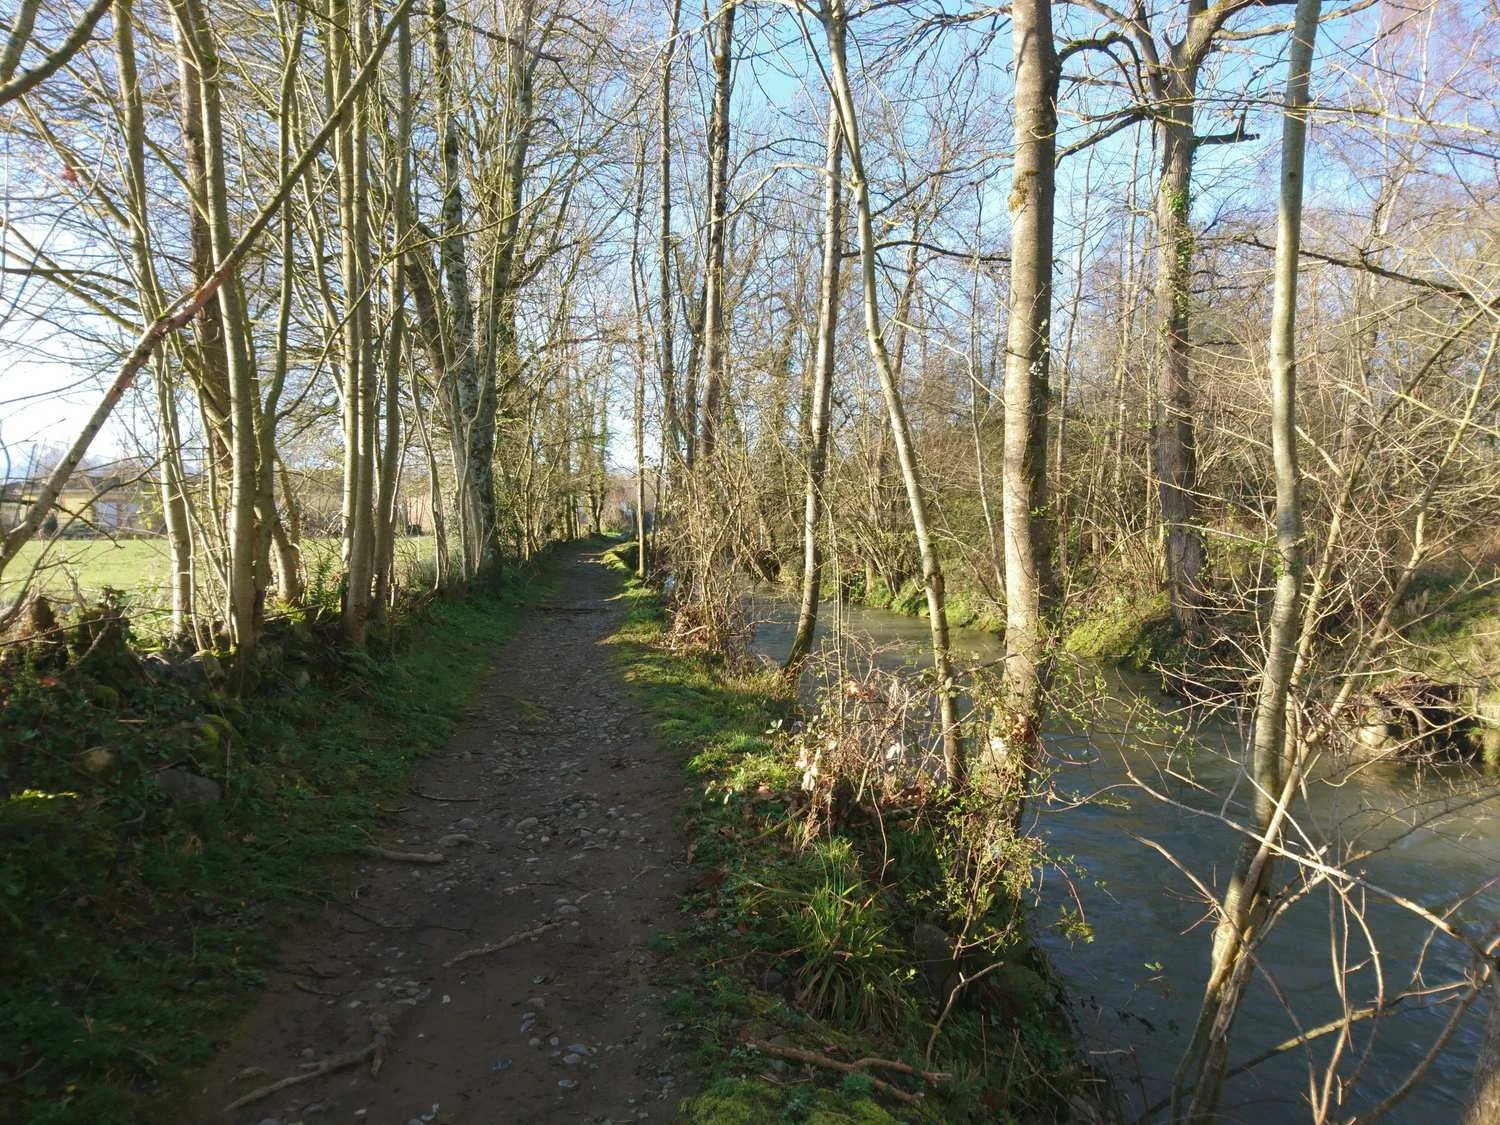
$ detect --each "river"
[746,592,1500,1123]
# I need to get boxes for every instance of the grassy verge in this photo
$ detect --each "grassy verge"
[0,555,556,1124]
[600,544,1095,1123]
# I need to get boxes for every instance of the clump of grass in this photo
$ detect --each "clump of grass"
[781,843,915,1031]
[1063,588,1171,666]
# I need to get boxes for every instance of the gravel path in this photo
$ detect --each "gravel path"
[186,546,694,1125]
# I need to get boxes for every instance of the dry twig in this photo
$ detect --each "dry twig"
[442,920,560,969]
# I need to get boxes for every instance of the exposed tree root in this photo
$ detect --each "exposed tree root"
[745,1039,949,1106]
[363,845,446,864]
[442,920,560,969]
[223,1011,395,1113]
[410,788,482,803]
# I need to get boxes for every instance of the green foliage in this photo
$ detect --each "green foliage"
[0,558,554,1124]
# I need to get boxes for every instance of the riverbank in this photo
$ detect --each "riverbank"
[0,553,559,1124]
[825,553,1500,762]
[604,545,1105,1121]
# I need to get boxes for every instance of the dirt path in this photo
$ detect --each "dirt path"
[187,547,694,1125]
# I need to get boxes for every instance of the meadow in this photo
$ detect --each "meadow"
[2,537,438,605]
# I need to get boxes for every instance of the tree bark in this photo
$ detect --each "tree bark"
[172,0,263,661]
[429,0,479,579]
[114,0,194,640]
[630,131,651,575]
[1469,979,1500,1125]
[784,103,842,674]
[992,0,1056,806]
[373,8,412,624]
[332,0,376,643]
[697,0,735,460]
[1153,83,1205,632]
[1171,4,1318,1116]
[658,0,683,460]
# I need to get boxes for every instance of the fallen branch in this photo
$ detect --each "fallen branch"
[363,845,446,864]
[411,789,482,803]
[223,1012,394,1113]
[745,1040,946,1106]
[443,920,560,969]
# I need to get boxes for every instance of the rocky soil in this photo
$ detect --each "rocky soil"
[185,547,694,1125]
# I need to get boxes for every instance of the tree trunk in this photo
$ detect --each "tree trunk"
[332,0,376,643]
[1153,86,1205,633]
[373,9,412,624]
[115,0,194,641]
[784,103,842,674]
[430,0,478,579]
[630,132,651,573]
[1171,5,1318,1116]
[173,0,263,662]
[697,0,735,460]
[657,0,682,460]
[992,0,1056,807]
[820,0,962,781]
[1469,978,1500,1125]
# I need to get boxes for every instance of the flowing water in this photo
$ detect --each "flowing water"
[747,593,1500,1124]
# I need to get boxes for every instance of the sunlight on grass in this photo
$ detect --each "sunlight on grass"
[2,536,438,600]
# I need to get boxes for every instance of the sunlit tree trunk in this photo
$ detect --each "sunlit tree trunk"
[331,0,376,643]
[630,133,651,574]
[115,0,194,640]
[172,0,263,661]
[1153,83,1205,632]
[1469,982,1500,1125]
[657,0,683,460]
[697,0,735,460]
[430,0,478,579]
[1172,4,1318,1116]
[263,0,307,610]
[372,9,412,624]
[992,0,1056,806]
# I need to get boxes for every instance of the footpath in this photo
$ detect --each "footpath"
[187,547,693,1125]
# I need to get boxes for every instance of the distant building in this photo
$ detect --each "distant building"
[606,473,658,532]
[0,465,159,537]
[0,460,437,541]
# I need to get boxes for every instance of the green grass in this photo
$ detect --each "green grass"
[599,543,1090,1123]
[3,536,437,602]
[0,551,553,1124]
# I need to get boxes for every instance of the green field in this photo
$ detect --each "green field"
[1,537,438,602]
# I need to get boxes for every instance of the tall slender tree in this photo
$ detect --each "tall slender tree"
[784,102,843,673]
[1171,3,1319,1116]
[993,0,1057,802]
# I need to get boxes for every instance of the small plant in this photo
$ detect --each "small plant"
[782,843,914,1031]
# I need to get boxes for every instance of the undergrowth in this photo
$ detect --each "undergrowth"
[0,555,558,1124]
[600,542,1098,1122]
